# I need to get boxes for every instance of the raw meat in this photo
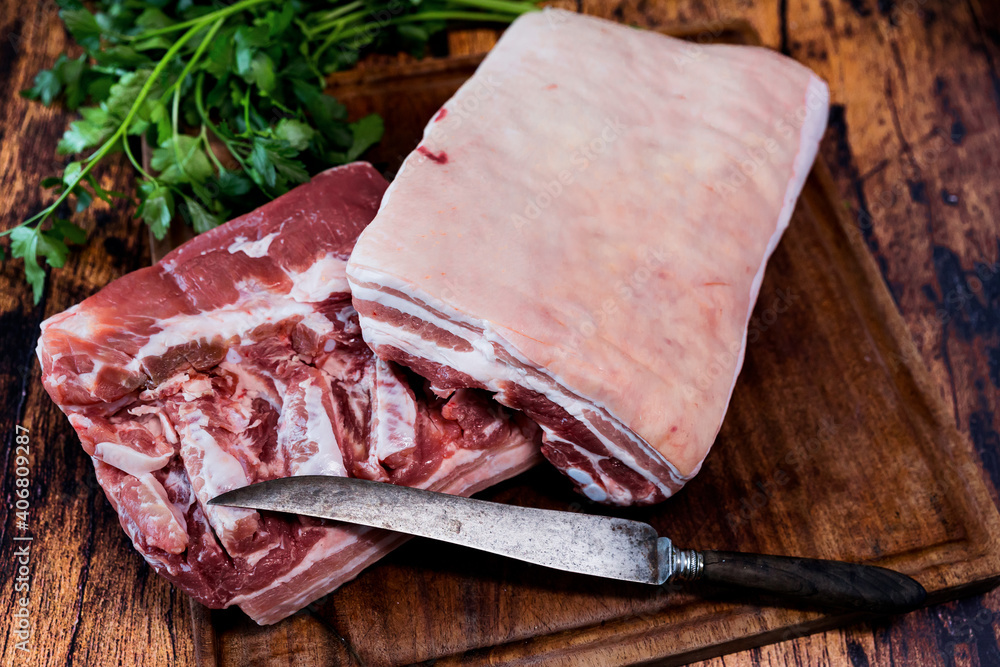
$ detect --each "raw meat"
[37,163,541,624]
[347,10,829,505]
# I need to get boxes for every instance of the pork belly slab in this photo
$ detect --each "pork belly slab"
[37,163,541,624]
[347,10,830,506]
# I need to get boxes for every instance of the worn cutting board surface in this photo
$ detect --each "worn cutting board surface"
[167,21,1000,667]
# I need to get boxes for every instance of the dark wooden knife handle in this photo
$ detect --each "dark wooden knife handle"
[699,551,927,614]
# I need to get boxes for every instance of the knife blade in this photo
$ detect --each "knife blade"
[209,475,927,613]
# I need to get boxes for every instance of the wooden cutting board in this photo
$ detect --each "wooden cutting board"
[164,21,1000,667]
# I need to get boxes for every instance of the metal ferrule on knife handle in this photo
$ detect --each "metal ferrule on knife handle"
[658,541,704,583]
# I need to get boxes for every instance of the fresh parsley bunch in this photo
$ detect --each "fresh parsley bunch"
[9,0,536,303]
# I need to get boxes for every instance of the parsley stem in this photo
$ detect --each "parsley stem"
[172,87,181,138]
[324,10,516,46]
[392,11,524,23]
[324,7,383,34]
[309,0,537,62]
[243,90,252,136]
[124,0,275,41]
[194,72,275,199]
[445,0,539,14]
[310,4,398,63]
[121,136,155,183]
[171,87,194,182]
[303,1,367,38]
[161,17,227,102]
[199,126,226,172]
[313,1,367,23]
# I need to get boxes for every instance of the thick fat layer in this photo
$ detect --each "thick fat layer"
[347,10,829,505]
[37,163,542,623]
[351,275,685,504]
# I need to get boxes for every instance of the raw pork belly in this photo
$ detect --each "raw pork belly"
[37,163,541,624]
[347,10,829,505]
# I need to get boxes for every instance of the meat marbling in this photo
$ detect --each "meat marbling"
[37,163,542,624]
[347,10,830,505]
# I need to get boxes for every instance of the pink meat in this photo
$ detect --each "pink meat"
[38,163,541,624]
[347,10,829,505]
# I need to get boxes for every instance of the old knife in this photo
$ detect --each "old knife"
[210,475,926,613]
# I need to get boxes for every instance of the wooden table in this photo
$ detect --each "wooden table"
[1,0,997,665]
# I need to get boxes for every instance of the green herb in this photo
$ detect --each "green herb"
[10,0,537,303]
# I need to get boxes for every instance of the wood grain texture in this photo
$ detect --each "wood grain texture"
[1,1,998,666]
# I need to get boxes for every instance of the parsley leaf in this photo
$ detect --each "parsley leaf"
[183,197,223,234]
[274,118,316,151]
[60,8,102,52]
[332,114,384,163]
[21,54,88,109]
[217,169,253,197]
[52,219,88,245]
[10,228,46,303]
[58,107,113,154]
[152,135,214,185]
[36,232,70,269]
